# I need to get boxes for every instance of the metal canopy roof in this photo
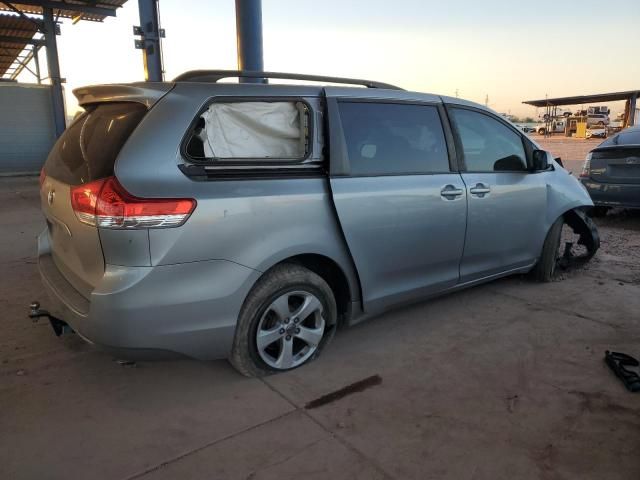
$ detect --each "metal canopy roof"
[524,90,640,107]
[0,1,127,22]
[0,13,38,76]
[0,1,127,79]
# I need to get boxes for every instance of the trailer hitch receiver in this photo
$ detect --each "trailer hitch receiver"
[28,301,74,336]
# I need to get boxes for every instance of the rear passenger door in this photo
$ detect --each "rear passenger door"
[326,92,467,312]
[447,106,547,282]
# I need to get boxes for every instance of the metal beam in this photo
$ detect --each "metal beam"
[235,0,264,83]
[33,44,41,83]
[137,0,163,81]
[1,2,44,29]
[6,0,117,17]
[0,35,45,46]
[42,7,65,136]
[10,43,41,80]
[629,94,637,128]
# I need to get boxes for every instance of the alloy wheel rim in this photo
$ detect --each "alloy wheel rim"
[256,290,325,370]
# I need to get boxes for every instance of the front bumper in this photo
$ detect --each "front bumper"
[37,230,261,360]
[580,179,640,209]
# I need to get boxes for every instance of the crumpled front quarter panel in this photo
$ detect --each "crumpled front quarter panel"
[544,160,594,227]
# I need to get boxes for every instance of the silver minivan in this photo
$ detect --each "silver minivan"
[36,71,599,376]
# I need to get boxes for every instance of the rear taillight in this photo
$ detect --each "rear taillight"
[39,168,46,188]
[70,177,196,229]
[580,153,592,178]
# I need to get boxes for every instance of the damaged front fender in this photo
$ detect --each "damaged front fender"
[559,208,600,269]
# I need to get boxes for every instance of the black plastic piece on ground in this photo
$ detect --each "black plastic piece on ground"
[604,350,640,393]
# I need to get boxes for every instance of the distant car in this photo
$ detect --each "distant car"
[587,114,609,127]
[541,110,571,121]
[581,125,640,214]
[516,124,536,133]
[537,120,565,135]
[586,127,606,139]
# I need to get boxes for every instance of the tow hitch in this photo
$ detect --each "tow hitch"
[28,301,74,336]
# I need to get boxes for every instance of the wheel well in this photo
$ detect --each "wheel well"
[280,254,352,323]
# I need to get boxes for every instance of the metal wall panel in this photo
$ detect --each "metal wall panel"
[0,83,56,174]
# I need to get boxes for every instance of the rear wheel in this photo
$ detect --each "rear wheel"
[230,263,337,377]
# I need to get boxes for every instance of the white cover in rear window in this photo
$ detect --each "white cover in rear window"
[201,101,304,159]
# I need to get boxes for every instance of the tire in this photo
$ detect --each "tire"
[531,216,564,282]
[229,263,337,377]
[538,128,546,135]
[590,206,609,217]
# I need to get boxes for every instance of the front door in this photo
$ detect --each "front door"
[447,106,547,283]
[326,93,467,312]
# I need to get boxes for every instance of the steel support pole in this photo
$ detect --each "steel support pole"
[33,45,41,84]
[629,94,637,127]
[235,0,265,82]
[137,0,163,82]
[42,7,65,137]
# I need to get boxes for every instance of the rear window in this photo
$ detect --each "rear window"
[44,102,147,185]
[600,129,640,147]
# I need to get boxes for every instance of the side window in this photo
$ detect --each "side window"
[185,101,310,161]
[450,108,527,172]
[338,102,450,176]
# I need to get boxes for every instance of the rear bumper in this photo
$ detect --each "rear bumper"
[580,179,640,209]
[37,230,261,360]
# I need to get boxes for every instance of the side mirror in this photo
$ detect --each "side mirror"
[532,149,550,171]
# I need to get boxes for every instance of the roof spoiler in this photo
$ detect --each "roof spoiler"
[72,82,174,108]
[173,70,403,90]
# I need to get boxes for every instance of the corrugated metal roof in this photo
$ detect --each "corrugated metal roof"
[0,14,38,77]
[0,1,127,23]
[0,2,127,78]
[524,91,640,107]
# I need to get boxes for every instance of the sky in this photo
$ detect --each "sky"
[16,0,640,117]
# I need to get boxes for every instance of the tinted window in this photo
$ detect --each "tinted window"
[338,102,449,175]
[45,102,147,185]
[451,108,527,172]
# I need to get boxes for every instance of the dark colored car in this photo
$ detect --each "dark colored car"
[581,125,640,214]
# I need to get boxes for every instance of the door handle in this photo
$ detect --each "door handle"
[440,184,464,200]
[469,183,491,198]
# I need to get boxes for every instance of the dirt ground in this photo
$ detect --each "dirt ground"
[1,176,639,480]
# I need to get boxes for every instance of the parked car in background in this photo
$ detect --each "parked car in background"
[537,120,565,135]
[587,114,609,127]
[581,125,640,215]
[586,127,607,139]
[516,124,536,133]
[35,71,598,376]
[540,110,571,121]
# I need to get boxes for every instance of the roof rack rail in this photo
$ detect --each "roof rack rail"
[172,70,403,90]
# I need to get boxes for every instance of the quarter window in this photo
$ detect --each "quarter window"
[450,108,527,172]
[338,102,450,176]
[185,101,310,161]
